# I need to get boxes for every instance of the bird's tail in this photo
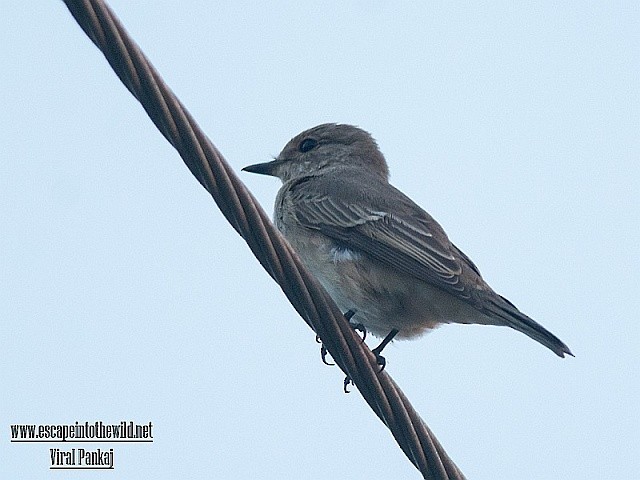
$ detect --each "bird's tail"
[486,296,573,358]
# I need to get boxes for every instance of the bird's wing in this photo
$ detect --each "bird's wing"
[286,175,573,357]
[287,176,474,299]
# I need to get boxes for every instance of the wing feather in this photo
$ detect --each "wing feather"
[288,179,472,297]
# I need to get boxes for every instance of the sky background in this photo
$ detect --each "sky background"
[2,2,638,479]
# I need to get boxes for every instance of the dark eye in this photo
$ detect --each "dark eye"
[298,138,318,153]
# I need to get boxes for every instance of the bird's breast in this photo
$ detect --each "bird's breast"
[274,213,491,339]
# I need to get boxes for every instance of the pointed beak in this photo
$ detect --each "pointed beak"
[242,160,279,176]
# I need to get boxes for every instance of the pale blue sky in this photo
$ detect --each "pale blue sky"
[2,2,638,478]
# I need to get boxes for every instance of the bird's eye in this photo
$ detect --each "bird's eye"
[298,138,318,153]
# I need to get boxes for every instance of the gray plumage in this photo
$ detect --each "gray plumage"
[243,123,572,358]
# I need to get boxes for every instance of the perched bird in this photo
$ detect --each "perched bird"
[243,124,572,360]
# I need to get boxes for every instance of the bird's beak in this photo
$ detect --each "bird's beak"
[242,159,279,176]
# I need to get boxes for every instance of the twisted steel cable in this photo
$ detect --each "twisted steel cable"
[61,1,467,478]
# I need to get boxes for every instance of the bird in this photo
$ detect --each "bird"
[243,123,572,361]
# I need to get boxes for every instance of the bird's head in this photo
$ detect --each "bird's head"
[243,123,389,183]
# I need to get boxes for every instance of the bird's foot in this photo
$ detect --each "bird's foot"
[315,335,335,366]
[371,348,387,371]
[344,309,366,342]
[343,375,353,393]
[371,329,399,372]
[317,309,367,366]
[351,323,366,342]
[320,344,334,366]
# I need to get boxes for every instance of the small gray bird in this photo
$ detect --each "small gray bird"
[243,124,572,359]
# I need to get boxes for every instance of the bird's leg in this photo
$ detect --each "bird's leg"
[372,329,399,371]
[344,309,366,342]
[342,309,365,392]
[317,309,369,391]
[317,308,366,366]
[343,328,397,391]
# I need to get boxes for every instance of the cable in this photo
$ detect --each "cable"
[61,1,466,477]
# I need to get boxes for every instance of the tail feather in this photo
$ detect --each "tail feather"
[486,298,573,358]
